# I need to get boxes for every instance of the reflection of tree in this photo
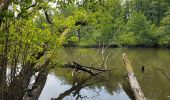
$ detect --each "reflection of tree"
[54,48,125,97]
[122,79,135,100]
[23,70,48,100]
[53,48,170,100]
[54,72,105,100]
[53,64,125,98]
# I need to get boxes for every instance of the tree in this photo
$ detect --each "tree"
[131,0,170,25]
[0,1,64,99]
[118,12,153,46]
[158,8,170,47]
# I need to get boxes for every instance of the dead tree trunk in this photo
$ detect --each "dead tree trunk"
[122,53,147,100]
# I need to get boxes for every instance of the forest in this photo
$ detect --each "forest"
[0,0,170,100]
[1,0,170,48]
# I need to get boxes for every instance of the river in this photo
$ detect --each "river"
[39,48,170,100]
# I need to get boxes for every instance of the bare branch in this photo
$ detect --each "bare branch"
[26,1,38,10]
[63,62,116,76]
[44,10,53,24]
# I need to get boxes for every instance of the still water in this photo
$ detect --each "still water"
[39,48,170,100]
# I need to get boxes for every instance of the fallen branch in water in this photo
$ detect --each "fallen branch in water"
[122,53,147,100]
[63,62,115,76]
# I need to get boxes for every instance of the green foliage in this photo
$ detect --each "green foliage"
[159,36,170,46]
[118,32,137,46]
[158,8,170,46]
[131,0,170,25]
[64,35,79,46]
[122,12,152,45]
[8,17,59,65]
[117,10,169,47]
[1,0,170,63]
[55,0,170,47]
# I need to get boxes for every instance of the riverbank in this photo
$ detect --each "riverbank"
[64,44,170,49]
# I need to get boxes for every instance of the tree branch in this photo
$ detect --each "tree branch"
[44,10,53,25]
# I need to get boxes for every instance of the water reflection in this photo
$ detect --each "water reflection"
[39,72,130,100]
[55,73,106,100]
[1,48,170,100]
[41,48,170,100]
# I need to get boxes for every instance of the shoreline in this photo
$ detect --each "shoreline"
[64,44,170,49]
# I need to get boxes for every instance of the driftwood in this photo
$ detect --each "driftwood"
[122,53,147,100]
[63,62,115,76]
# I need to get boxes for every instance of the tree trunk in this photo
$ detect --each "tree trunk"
[122,53,147,100]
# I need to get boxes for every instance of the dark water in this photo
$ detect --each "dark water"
[38,48,170,100]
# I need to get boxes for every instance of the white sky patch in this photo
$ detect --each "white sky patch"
[48,2,57,8]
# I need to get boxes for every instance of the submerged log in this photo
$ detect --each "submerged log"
[122,53,147,100]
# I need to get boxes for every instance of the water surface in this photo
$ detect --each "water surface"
[39,48,170,100]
